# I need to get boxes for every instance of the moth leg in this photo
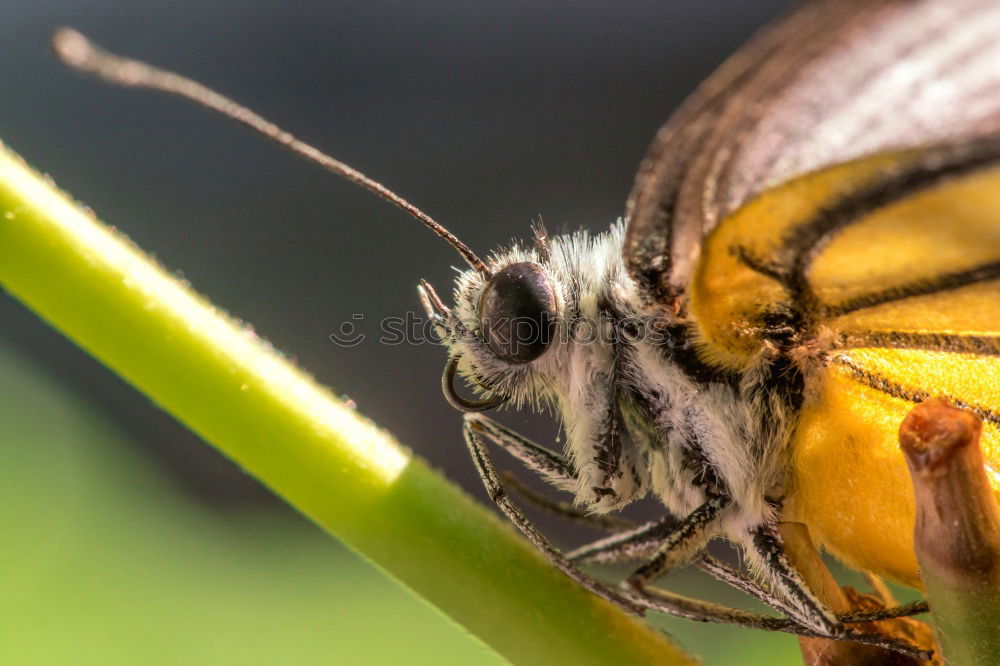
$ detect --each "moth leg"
[499,471,636,532]
[470,416,925,650]
[502,469,929,627]
[625,495,730,590]
[695,554,800,618]
[465,421,833,632]
[749,523,841,636]
[693,532,928,639]
[565,514,679,564]
[565,518,815,627]
[633,587,932,660]
[500,473,794,606]
[470,426,930,657]
[505,472,800,614]
[462,417,644,613]
[464,413,575,491]
[839,601,929,624]
[634,566,930,658]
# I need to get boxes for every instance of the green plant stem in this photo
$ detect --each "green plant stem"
[0,141,693,665]
[901,399,1000,666]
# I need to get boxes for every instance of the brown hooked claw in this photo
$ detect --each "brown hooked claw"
[442,355,507,412]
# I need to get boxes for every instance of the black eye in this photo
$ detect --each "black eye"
[478,262,557,363]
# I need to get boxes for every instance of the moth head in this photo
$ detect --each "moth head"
[419,227,562,413]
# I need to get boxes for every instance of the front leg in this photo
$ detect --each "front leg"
[463,412,575,491]
[462,416,645,613]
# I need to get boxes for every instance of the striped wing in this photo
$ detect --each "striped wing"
[689,139,1000,586]
[624,0,1000,313]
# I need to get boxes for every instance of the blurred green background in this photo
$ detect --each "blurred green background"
[0,1,921,664]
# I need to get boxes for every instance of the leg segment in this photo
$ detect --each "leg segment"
[565,514,678,564]
[464,413,575,490]
[633,587,931,660]
[499,471,635,532]
[750,523,840,635]
[502,472,795,609]
[626,495,729,589]
[463,417,644,613]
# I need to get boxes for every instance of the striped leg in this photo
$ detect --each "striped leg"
[466,416,803,622]
[463,417,808,628]
[464,416,928,658]
[565,514,678,564]
[463,413,575,490]
[625,496,729,589]
[503,467,928,629]
[462,416,644,613]
[749,523,841,636]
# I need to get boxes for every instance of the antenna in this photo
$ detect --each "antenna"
[51,28,491,276]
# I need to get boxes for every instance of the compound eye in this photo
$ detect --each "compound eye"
[478,262,557,363]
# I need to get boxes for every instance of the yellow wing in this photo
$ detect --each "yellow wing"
[689,139,1000,587]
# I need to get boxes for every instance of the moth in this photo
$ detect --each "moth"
[54,0,1000,658]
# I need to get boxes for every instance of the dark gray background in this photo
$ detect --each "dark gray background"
[0,1,793,517]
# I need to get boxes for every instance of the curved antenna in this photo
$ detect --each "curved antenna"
[51,28,491,275]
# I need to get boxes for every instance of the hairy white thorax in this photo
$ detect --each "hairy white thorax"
[436,221,795,543]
